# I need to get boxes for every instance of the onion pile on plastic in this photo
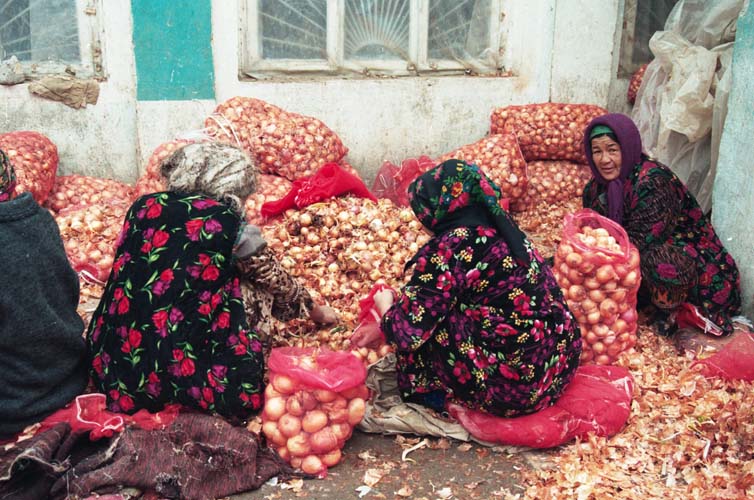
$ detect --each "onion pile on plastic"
[46,175,136,213]
[437,133,528,201]
[554,223,641,365]
[134,139,196,196]
[260,197,429,351]
[628,63,649,104]
[0,130,59,203]
[262,369,368,475]
[510,160,592,212]
[205,97,348,181]
[490,103,607,164]
[55,202,129,283]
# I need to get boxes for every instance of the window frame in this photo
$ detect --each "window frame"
[239,0,505,78]
[1,0,104,80]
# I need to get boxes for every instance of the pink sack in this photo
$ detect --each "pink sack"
[448,364,634,448]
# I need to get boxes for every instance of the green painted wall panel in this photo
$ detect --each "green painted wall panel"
[131,0,214,101]
[713,3,754,318]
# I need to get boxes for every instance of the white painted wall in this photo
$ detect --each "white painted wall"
[1,0,625,185]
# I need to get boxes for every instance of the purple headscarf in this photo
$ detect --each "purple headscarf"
[583,113,643,225]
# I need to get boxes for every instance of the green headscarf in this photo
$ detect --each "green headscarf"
[589,124,615,141]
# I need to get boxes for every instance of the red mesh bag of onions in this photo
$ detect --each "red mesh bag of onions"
[627,63,649,105]
[553,209,641,365]
[205,97,348,182]
[262,347,368,477]
[490,103,607,164]
[371,155,436,207]
[448,364,634,448]
[437,133,528,201]
[0,130,59,204]
[509,160,592,213]
[46,175,136,213]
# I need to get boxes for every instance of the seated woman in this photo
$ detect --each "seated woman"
[354,159,581,417]
[0,150,88,438]
[582,113,741,336]
[87,142,336,421]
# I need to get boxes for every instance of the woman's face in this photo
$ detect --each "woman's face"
[590,135,622,181]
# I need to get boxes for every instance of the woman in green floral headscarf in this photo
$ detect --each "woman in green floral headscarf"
[354,159,581,417]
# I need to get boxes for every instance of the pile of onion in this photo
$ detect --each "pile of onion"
[260,197,429,349]
[437,133,528,201]
[262,350,368,476]
[0,130,58,204]
[628,63,649,105]
[45,175,136,213]
[510,160,592,213]
[490,103,607,164]
[205,96,348,181]
[133,139,197,197]
[55,202,129,283]
[553,214,641,365]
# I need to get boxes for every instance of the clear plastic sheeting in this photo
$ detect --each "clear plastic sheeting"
[632,0,746,213]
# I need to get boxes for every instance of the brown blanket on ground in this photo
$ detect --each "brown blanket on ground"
[0,412,296,500]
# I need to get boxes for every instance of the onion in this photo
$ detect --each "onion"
[278,413,302,438]
[314,389,337,403]
[321,448,342,467]
[264,396,286,421]
[310,427,339,453]
[285,394,305,417]
[340,385,370,401]
[287,433,311,457]
[301,455,324,475]
[331,422,352,442]
[302,410,328,434]
[272,375,295,395]
[262,421,288,447]
[347,398,366,426]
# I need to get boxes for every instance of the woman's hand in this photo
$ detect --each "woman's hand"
[350,322,385,349]
[309,304,339,325]
[373,289,395,316]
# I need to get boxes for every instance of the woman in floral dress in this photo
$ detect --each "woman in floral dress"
[356,159,581,417]
[582,113,741,335]
[87,143,336,421]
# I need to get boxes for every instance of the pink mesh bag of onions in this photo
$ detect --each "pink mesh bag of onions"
[509,160,592,213]
[448,364,634,448]
[46,175,136,213]
[262,347,368,477]
[553,209,641,365]
[490,103,607,164]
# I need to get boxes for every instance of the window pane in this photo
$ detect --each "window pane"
[344,0,409,61]
[260,0,327,60]
[0,0,80,62]
[632,0,678,66]
[429,0,492,61]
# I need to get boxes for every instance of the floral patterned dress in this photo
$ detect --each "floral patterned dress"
[583,159,741,334]
[381,227,582,417]
[87,192,264,420]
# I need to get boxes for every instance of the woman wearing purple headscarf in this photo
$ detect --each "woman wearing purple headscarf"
[582,113,741,336]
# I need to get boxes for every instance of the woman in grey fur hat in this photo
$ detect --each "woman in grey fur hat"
[86,142,336,421]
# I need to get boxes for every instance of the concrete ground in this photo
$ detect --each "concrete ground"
[232,430,534,500]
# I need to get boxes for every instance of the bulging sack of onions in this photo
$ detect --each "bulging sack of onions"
[628,63,649,104]
[134,139,197,197]
[46,175,136,213]
[553,209,641,365]
[55,201,130,283]
[205,96,348,182]
[262,347,368,476]
[509,160,592,213]
[0,130,58,204]
[436,133,528,201]
[490,103,607,164]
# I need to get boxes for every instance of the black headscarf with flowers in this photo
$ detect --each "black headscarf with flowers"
[408,159,529,264]
[0,149,17,202]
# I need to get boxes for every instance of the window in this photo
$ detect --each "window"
[0,0,102,79]
[618,0,679,76]
[240,0,505,78]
